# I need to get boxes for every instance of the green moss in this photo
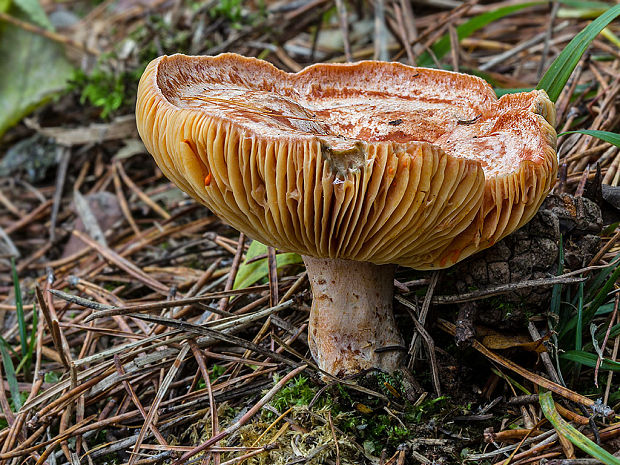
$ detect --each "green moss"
[44,371,60,383]
[70,61,145,118]
[270,375,319,414]
[210,0,244,22]
[337,392,449,455]
[210,363,225,382]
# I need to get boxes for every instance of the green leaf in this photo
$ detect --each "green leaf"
[0,338,21,411]
[12,0,52,29]
[537,4,620,102]
[561,350,620,371]
[0,7,74,138]
[233,240,303,290]
[44,371,60,383]
[10,257,26,358]
[540,391,620,464]
[559,130,620,147]
[418,2,543,67]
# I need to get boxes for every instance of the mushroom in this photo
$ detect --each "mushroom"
[136,53,557,376]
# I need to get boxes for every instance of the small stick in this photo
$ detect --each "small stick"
[431,275,584,304]
[36,286,71,369]
[267,246,278,307]
[438,319,596,407]
[604,307,620,406]
[128,345,191,465]
[132,311,300,369]
[393,0,476,62]
[217,233,245,314]
[72,230,169,294]
[189,341,220,465]
[465,429,557,461]
[448,24,459,72]
[404,270,440,368]
[595,293,619,386]
[172,365,307,465]
[328,411,341,465]
[410,311,441,396]
[479,23,568,72]
[0,357,15,426]
[251,406,292,446]
[218,445,277,465]
[5,199,53,235]
[113,164,141,237]
[400,0,419,59]
[61,284,271,322]
[113,354,168,445]
[528,322,562,385]
[587,228,620,269]
[394,2,415,65]
[0,11,99,56]
[374,0,389,61]
[116,161,170,220]
[537,1,560,79]
[278,272,306,304]
[73,188,108,247]
[50,147,71,242]
[334,0,352,62]
[0,189,24,218]
[556,55,587,124]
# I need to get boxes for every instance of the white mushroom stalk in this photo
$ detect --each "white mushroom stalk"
[303,257,404,376]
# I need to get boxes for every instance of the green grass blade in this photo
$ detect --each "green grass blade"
[559,130,620,147]
[27,303,37,372]
[0,338,21,411]
[16,303,37,375]
[586,261,620,322]
[550,235,565,318]
[494,87,534,96]
[557,0,612,9]
[417,2,542,67]
[575,282,584,351]
[537,4,620,102]
[586,253,620,297]
[490,367,531,394]
[605,323,620,340]
[540,391,620,464]
[561,350,620,371]
[10,257,27,358]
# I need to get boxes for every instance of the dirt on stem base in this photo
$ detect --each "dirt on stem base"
[303,256,405,377]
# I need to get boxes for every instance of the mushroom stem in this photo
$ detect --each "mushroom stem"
[302,256,405,376]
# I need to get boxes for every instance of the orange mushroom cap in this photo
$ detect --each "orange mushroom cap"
[136,53,557,269]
